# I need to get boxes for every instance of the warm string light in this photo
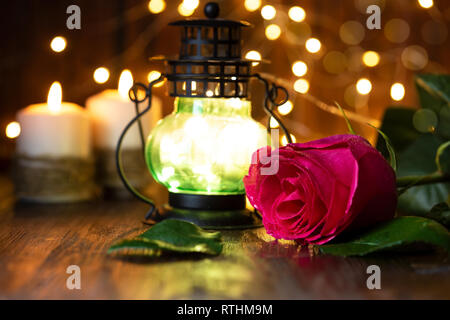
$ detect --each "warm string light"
[294,79,309,94]
[148,71,164,87]
[362,51,380,67]
[261,5,276,20]
[148,0,166,14]
[281,134,296,146]
[305,38,321,53]
[390,83,405,101]
[245,50,262,66]
[292,61,308,77]
[5,121,21,139]
[182,0,199,11]
[418,0,434,9]
[178,1,196,16]
[244,0,261,12]
[93,67,110,84]
[356,78,372,95]
[265,24,281,40]
[288,6,306,22]
[50,36,66,53]
[278,101,293,115]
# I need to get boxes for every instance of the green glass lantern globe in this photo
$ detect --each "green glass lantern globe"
[146,97,268,195]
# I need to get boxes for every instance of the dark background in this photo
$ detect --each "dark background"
[1,0,449,170]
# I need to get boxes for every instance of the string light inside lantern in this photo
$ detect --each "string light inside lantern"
[292,61,308,77]
[356,78,372,95]
[93,67,110,84]
[244,0,261,12]
[362,51,380,67]
[390,83,405,101]
[278,100,293,115]
[50,36,67,53]
[261,5,276,20]
[418,0,434,9]
[265,24,281,40]
[5,121,21,139]
[294,79,309,94]
[245,50,262,66]
[305,38,321,53]
[288,6,306,22]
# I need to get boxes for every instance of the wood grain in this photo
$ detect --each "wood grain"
[0,177,449,299]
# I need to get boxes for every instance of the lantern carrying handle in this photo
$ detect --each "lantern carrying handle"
[115,75,166,221]
[251,73,293,144]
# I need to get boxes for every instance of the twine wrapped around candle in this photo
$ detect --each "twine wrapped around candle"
[13,155,98,203]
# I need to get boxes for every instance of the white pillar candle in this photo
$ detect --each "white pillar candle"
[86,70,162,151]
[17,82,91,159]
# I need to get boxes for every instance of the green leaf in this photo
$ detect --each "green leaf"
[436,141,450,175]
[396,134,450,215]
[107,219,223,257]
[319,216,450,257]
[368,124,397,172]
[415,74,450,139]
[427,203,450,228]
[335,102,356,135]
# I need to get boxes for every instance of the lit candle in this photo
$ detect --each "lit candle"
[86,70,162,151]
[86,70,162,191]
[17,82,91,158]
[15,82,94,203]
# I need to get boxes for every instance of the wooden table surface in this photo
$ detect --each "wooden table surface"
[0,176,449,300]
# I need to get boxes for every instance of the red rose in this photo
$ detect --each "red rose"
[244,134,397,245]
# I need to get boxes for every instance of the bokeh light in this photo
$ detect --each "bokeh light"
[147,71,164,87]
[245,50,262,66]
[390,83,405,101]
[362,51,380,67]
[244,0,261,12]
[178,2,195,16]
[339,21,365,45]
[356,78,372,95]
[265,24,281,40]
[384,19,410,43]
[323,51,348,74]
[270,117,279,128]
[293,79,309,94]
[261,5,276,20]
[93,67,110,84]
[418,0,433,9]
[281,134,296,146]
[50,36,66,53]
[292,61,308,77]
[288,6,306,22]
[413,109,438,132]
[278,101,293,115]
[148,0,166,14]
[401,45,428,70]
[305,38,321,53]
[182,0,199,11]
[5,121,21,139]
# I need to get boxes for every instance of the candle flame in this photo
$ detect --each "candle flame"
[47,82,62,112]
[118,69,133,100]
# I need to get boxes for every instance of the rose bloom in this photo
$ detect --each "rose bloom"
[244,134,397,245]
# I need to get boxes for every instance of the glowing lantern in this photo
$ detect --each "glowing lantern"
[116,2,293,228]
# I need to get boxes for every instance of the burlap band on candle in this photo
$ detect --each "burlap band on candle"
[95,148,150,191]
[13,155,97,203]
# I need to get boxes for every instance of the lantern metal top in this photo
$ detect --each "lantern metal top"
[152,2,259,99]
